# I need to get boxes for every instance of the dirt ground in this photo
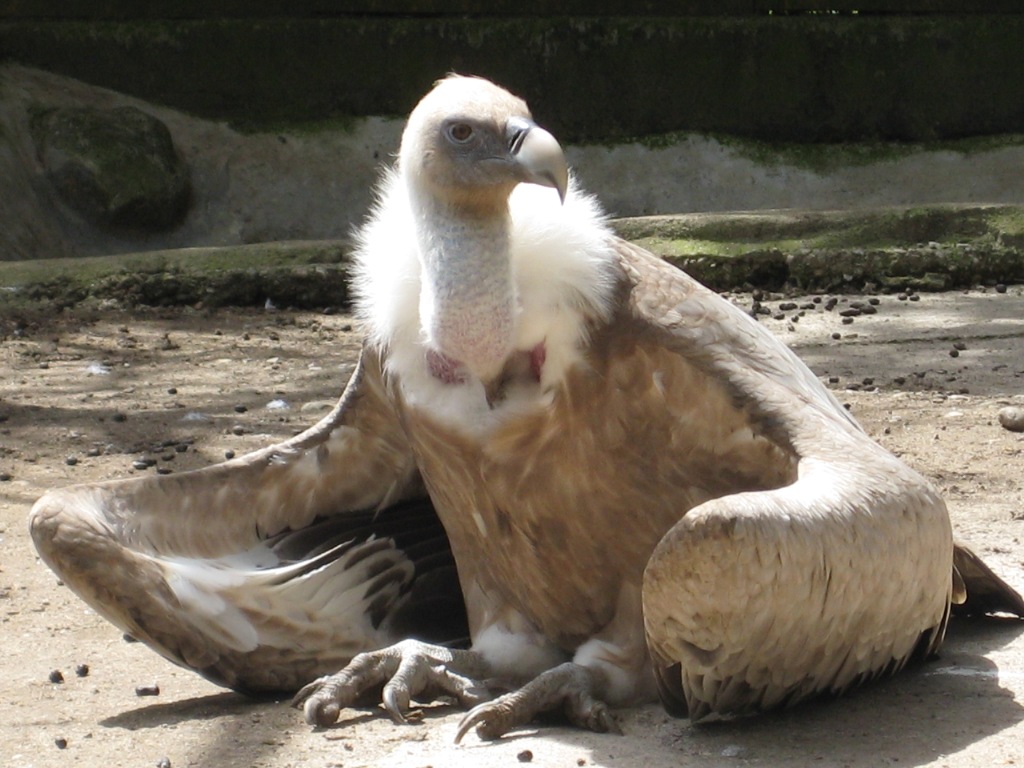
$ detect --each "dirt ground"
[1,289,1023,768]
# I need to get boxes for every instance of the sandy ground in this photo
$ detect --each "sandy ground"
[2,289,1024,768]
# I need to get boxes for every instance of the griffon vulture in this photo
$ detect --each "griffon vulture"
[30,75,1024,741]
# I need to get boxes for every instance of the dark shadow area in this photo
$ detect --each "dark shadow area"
[99,690,261,730]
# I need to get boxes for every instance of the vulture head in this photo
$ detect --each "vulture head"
[397,76,569,383]
[400,75,568,211]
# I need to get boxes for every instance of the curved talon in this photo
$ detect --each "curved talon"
[291,676,326,708]
[452,708,491,741]
[382,681,413,723]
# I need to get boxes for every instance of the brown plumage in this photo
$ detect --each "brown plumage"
[30,76,1024,740]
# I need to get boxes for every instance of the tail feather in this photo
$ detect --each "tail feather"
[952,542,1024,618]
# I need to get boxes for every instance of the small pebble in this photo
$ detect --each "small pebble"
[132,459,151,471]
[909,294,921,302]
[167,387,178,395]
[841,317,854,325]
[234,404,248,413]
[231,425,246,436]
[517,750,534,763]
[112,412,128,423]
[65,456,78,466]
[55,737,68,749]
[224,449,236,459]
[174,443,189,453]
[157,758,172,768]
[135,683,161,697]
[75,664,90,677]
[995,283,1007,293]
[952,341,967,351]
[831,332,841,340]
[998,406,1024,433]
[0,472,11,482]
[49,669,65,684]
[949,349,959,358]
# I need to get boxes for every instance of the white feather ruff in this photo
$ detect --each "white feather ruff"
[351,168,619,427]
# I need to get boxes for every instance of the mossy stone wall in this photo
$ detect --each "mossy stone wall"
[1,12,1023,142]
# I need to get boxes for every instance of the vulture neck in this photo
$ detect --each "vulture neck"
[412,190,518,384]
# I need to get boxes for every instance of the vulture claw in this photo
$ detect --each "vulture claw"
[454,662,619,743]
[292,640,492,728]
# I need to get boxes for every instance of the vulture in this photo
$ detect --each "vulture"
[30,75,1024,741]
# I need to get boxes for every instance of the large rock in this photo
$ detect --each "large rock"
[32,105,190,231]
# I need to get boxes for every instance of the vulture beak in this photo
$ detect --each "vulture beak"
[506,117,569,203]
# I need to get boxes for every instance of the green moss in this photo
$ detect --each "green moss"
[30,104,191,229]
[0,241,353,311]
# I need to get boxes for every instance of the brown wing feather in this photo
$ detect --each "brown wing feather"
[614,238,966,718]
[29,345,465,692]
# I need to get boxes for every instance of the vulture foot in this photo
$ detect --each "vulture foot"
[293,639,491,727]
[455,662,620,743]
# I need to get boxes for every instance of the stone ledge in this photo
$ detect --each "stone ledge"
[2,205,1021,314]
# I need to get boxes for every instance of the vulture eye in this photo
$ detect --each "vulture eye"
[446,122,474,143]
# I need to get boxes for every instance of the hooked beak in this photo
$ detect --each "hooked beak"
[506,117,568,203]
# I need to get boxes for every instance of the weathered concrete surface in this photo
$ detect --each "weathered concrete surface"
[3,65,1024,266]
